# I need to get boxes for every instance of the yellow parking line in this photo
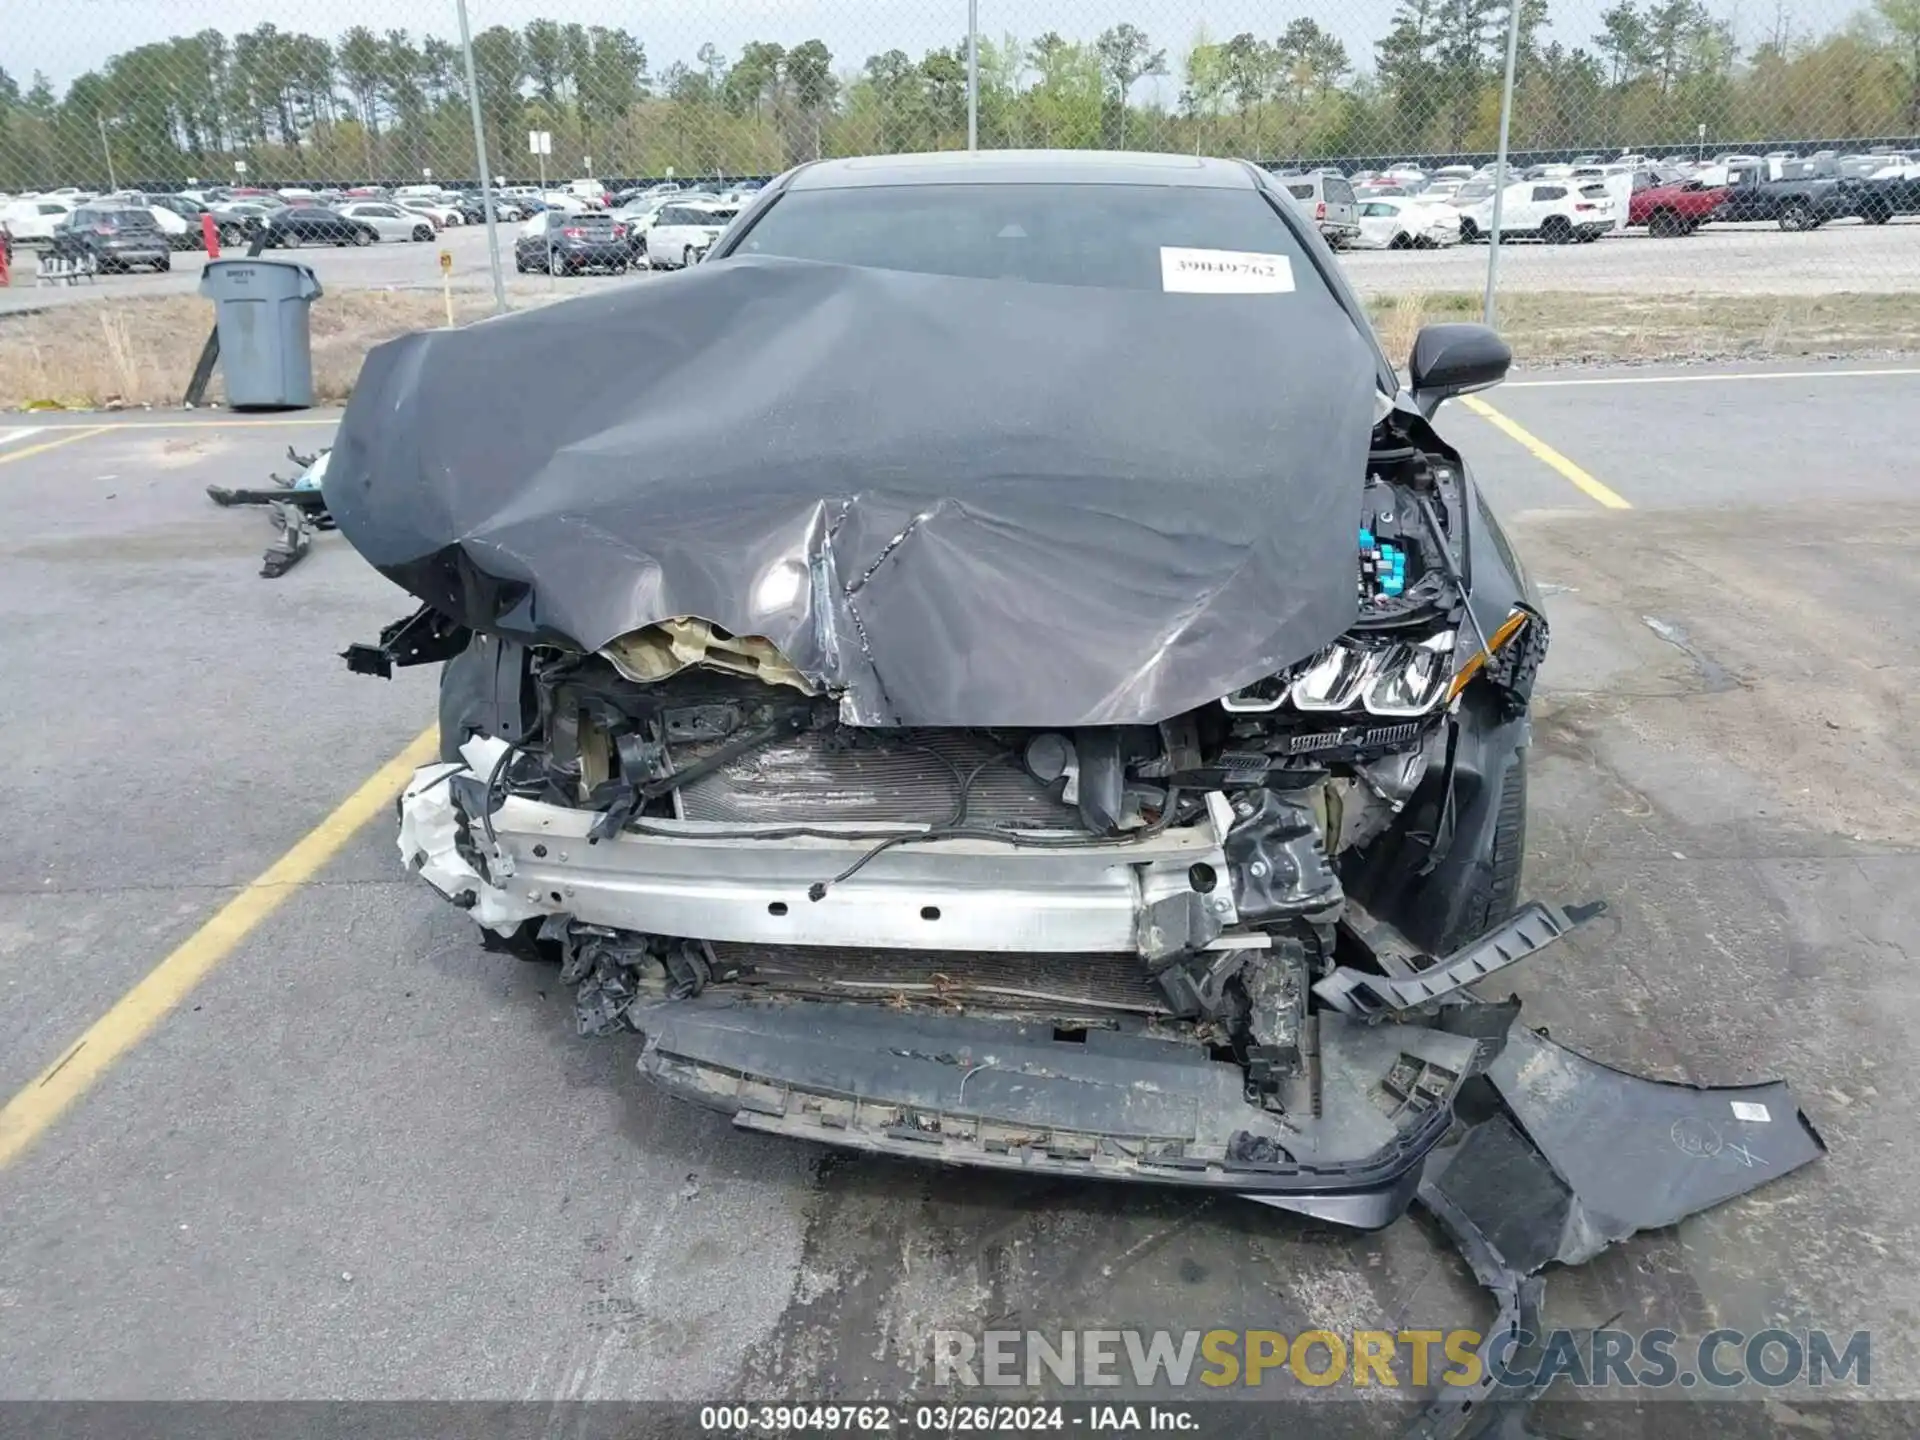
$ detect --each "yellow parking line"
[0,724,440,1172]
[4,417,339,431]
[0,424,111,466]
[1459,395,1633,510]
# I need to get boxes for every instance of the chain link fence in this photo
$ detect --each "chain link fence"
[4,0,1919,355]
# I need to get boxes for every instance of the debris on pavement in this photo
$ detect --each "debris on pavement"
[206,446,334,579]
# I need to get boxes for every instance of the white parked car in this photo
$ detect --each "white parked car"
[1,196,77,242]
[1456,180,1620,243]
[400,199,461,228]
[646,200,741,269]
[339,202,439,243]
[1352,196,1462,249]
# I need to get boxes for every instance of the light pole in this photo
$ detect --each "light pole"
[454,0,509,314]
[1481,0,1522,328]
[98,117,118,192]
[966,0,979,152]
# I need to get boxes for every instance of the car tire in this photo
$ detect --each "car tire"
[549,250,567,277]
[1541,215,1574,244]
[1648,208,1684,238]
[353,228,373,246]
[1458,217,1480,243]
[281,231,301,248]
[155,256,170,272]
[1861,199,1893,225]
[683,246,694,268]
[1778,200,1814,231]
[413,225,433,242]
[1388,232,1411,250]
[1437,751,1528,954]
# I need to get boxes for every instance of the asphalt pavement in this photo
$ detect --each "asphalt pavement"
[2,363,1919,1427]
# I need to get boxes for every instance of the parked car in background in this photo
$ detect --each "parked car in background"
[611,192,681,257]
[512,210,632,275]
[1274,170,1360,246]
[206,200,273,245]
[2,196,78,243]
[1713,159,1858,229]
[646,200,741,268]
[1853,161,1920,224]
[399,198,461,228]
[1626,178,1728,236]
[1352,195,1461,249]
[1457,180,1619,243]
[339,202,438,242]
[55,205,172,271]
[263,205,379,248]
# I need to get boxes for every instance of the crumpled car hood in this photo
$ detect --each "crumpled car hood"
[327,254,1379,727]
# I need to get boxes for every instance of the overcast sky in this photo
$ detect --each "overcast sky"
[20,0,1791,96]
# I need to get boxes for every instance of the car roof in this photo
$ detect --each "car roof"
[786,149,1258,192]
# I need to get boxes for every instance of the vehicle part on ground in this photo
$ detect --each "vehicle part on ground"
[206,447,334,578]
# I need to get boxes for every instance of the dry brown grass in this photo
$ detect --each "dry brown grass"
[0,289,502,411]
[3,287,1916,412]
[1366,290,1920,367]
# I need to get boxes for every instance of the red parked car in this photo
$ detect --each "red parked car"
[1628,179,1729,237]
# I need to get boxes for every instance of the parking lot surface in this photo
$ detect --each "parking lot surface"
[3,213,1917,318]
[2,365,1919,1424]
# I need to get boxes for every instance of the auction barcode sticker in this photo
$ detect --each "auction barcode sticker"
[1160,247,1296,294]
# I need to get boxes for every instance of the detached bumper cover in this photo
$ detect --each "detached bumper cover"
[633,995,1476,1223]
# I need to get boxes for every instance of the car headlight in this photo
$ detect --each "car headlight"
[1361,632,1455,716]
[1222,612,1532,718]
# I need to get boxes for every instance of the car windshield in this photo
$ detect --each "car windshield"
[732,182,1313,290]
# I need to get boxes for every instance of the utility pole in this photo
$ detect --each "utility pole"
[455,0,509,315]
[98,117,118,192]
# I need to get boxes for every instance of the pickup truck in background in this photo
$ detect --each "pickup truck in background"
[1712,159,1859,229]
[1627,177,1730,236]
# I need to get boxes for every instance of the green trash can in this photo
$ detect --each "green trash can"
[199,258,323,410]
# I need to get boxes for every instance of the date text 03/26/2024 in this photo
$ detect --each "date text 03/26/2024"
[699,1404,1195,1433]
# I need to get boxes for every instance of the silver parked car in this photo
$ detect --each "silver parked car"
[1274,170,1360,246]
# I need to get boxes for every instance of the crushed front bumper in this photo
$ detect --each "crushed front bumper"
[404,738,1242,957]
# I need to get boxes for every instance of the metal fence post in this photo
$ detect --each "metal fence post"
[455,0,509,316]
[966,0,979,152]
[1482,0,1522,329]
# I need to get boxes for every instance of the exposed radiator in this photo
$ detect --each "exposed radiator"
[711,943,1167,1014]
[676,730,1080,828]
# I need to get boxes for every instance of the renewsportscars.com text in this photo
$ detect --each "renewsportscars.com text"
[933,1328,1871,1391]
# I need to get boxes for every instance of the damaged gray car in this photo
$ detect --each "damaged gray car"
[333,152,1819,1425]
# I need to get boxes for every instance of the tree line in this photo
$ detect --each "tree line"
[1,3,1916,189]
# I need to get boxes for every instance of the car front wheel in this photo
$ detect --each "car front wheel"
[1541,215,1575,244]
[280,231,301,248]
[549,250,567,277]
[1778,201,1815,231]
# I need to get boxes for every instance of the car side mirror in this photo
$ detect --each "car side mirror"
[1408,322,1512,418]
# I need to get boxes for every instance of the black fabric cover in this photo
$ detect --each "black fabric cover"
[328,255,1379,727]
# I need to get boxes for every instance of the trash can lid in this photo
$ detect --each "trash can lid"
[199,257,323,301]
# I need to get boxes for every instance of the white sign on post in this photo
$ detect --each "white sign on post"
[528,131,552,156]
[233,159,247,174]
